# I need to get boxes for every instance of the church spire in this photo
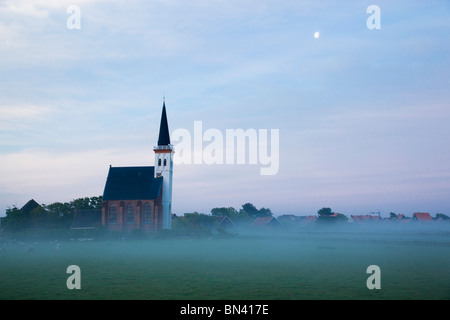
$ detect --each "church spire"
[153,98,174,230]
[157,99,171,146]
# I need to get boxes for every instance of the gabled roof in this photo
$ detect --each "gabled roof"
[103,166,162,201]
[300,215,317,222]
[327,212,340,217]
[216,216,234,228]
[157,101,171,146]
[20,199,41,214]
[251,216,281,227]
[390,214,407,222]
[71,209,102,229]
[351,215,365,222]
[413,212,432,221]
[351,214,380,222]
[278,215,317,225]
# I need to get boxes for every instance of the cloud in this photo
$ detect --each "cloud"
[0,104,51,121]
[0,1,49,18]
[0,104,52,136]
[0,146,146,202]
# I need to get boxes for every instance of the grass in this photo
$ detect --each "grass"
[0,224,449,300]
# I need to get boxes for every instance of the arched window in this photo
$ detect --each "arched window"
[163,159,167,166]
[127,204,134,224]
[158,159,161,166]
[143,203,152,223]
[109,206,117,224]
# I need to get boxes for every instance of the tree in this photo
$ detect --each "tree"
[241,203,273,219]
[70,196,103,211]
[334,213,348,223]
[172,212,216,234]
[42,196,103,229]
[29,205,48,229]
[242,203,259,218]
[436,213,449,220]
[3,206,25,231]
[42,202,74,229]
[318,207,333,216]
[258,207,272,217]
[211,207,238,218]
[236,208,251,224]
[183,212,215,226]
[317,207,347,223]
[3,196,104,231]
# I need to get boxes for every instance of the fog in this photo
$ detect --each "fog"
[1,222,449,300]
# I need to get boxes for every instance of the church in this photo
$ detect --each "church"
[101,101,174,231]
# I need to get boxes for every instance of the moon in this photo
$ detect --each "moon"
[314,31,320,39]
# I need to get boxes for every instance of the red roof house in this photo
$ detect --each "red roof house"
[250,216,282,228]
[351,215,380,223]
[413,212,432,222]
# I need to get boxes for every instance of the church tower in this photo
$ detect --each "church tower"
[154,99,174,229]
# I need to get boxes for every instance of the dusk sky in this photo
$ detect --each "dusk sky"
[1,0,449,217]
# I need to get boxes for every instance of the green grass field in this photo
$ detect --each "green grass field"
[1,224,449,300]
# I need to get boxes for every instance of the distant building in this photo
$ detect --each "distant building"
[20,199,42,215]
[0,199,42,229]
[328,212,341,218]
[351,214,380,223]
[215,216,234,229]
[412,212,432,222]
[278,215,316,227]
[101,101,174,231]
[317,212,348,223]
[389,214,408,222]
[251,216,282,228]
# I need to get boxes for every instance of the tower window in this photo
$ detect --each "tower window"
[163,159,167,166]
[158,159,161,166]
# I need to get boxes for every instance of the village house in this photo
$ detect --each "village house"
[412,212,432,222]
[251,216,282,228]
[350,214,380,223]
[278,215,316,227]
[216,216,234,229]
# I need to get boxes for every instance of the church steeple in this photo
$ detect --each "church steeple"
[157,99,171,146]
[153,98,174,230]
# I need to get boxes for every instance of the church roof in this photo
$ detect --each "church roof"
[157,101,171,146]
[103,166,162,201]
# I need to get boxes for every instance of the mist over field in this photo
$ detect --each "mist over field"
[1,222,449,300]
[1,1,450,305]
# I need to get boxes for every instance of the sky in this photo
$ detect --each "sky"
[1,0,450,218]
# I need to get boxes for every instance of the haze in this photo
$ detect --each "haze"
[1,1,450,217]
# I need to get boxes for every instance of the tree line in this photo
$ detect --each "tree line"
[5,197,446,235]
[172,203,273,233]
[1,196,102,232]
[211,203,272,220]
[1,198,272,233]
